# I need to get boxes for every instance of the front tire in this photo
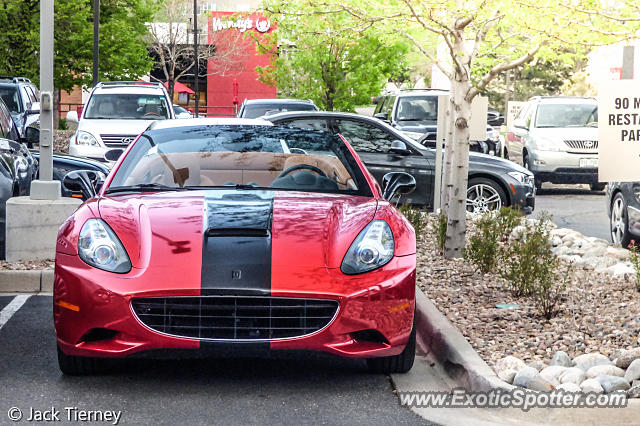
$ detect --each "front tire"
[57,344,109,375]
[466,177,507,213]
[367,322,416,374]
[610,192,631,247]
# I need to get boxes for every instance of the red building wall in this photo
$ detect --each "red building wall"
[207,12,276,115]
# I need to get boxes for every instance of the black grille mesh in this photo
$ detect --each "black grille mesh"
[131,296,339,340]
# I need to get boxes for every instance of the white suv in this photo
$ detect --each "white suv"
[67,82,174,160]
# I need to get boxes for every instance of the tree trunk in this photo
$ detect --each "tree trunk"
[440,82,457,216]
[168,79,175,102]
[444,70,472,259]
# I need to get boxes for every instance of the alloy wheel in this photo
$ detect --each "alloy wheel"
[466,184,502,213]
[611,196,626,244]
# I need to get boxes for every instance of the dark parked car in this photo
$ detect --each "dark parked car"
[606,182,640,246]
[266,111,535,213]
[373,89,504,156]
[0,76,40,138]
[237,98,318,119]
[487,107,505,127]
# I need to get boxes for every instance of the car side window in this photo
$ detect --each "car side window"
[20,86,32,110]
[279,118,329,132]
[373,97,385,115]
[524,105,535,129]
[334,119,398,153]
[385,97,396,119]
[0,102,10,138]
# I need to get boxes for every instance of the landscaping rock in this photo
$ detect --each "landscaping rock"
[539,366,567,386]
[606,246,631,261]
[528,360,547,372]
[586,364,625,379]
[526,374,554,391]
[495,356,527,376]
[556,383,581,392]
[628,385,640,399]
[596,375,631,393]
[623,359,640,383]
[550,351,573,367]
[616,348,640,369]
[603,262,635,277]
[513,367,539,388]
[580,379,604,394]
[558,367,586,385]
[573,353,612,372]
[498,369,517,384]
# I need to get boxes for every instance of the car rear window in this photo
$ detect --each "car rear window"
[242,103,318,119]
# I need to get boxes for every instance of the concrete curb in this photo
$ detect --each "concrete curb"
[0,269,54,293]
[414,286,513,392]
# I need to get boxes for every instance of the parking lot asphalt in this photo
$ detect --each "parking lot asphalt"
[0,296,427,426]
[533,184,609,241]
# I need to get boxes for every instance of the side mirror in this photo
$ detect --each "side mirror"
[66,110,79,123]
[513,118,527,130]
[382,172,416,200]
[389,140,412,156]
[26,102,40,115]
[104,148,124,162]
[23,126,39,148]
[373,112,388,121]
[63,170,102,200]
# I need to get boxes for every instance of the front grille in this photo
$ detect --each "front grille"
[131,296,339,341]
[564,140,598,150]
[100,134,138,147]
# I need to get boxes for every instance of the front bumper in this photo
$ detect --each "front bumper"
[68,141,109,160]
[529,150,599,184]
[54,253,416,360]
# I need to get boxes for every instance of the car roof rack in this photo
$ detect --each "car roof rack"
[0,76,32,83]
[399,88,448,92]
[95,81,164,88]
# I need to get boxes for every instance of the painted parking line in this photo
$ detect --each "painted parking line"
[0,295,31,332]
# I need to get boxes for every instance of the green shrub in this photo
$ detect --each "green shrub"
[464,213,499,274]
[498,213,565,319]
[58,118,68,130]
[398,204,427,236]
[433,212,447,254]
[629,241,640,292]
[495,206,523,242]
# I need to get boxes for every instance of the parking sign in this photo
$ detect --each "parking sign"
[598,80,640,181]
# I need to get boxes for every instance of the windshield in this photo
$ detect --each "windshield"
[0,86,21,113]
[107,125,371,196]
[535,103,598,128]
[84,93,170,120]
[395,96,438,122]
[242,103,317,119]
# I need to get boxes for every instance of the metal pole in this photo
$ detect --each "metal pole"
[93,0,100,86]
[433,95,448,212]
[39,0,54,183]
[193,0,199,117]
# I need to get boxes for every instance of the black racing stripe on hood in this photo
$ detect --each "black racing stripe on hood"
[201,190,274,295]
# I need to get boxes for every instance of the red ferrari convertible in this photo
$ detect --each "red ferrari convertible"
[54,119,417,375]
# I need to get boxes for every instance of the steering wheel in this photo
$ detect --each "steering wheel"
[277,164,327,179]
[144,111,162,117]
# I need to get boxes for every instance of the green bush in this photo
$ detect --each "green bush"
[464,213,499,274]
[464,207,523,274]
[58,118,68,130]
[398,204,427,236]
[433,212,447,254]
[498,214,565,319]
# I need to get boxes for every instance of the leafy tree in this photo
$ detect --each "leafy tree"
[258,0,410,112]
[0,0,156,92]
[309,0,638,257]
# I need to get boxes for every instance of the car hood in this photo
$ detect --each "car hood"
[77,119,158,137]
[532,126,598,141]
[468,151,531,175]
[97,190,378,274]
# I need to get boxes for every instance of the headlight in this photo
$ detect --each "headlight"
[508,171,535,187]
[76,130,100,146]
[78,219,131,273]
[401,131,424,141]
[341,220,394,275]
[534,137,561,152]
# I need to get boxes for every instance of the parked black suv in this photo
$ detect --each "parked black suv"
[0,77,40,139]
[373,89,504,156]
